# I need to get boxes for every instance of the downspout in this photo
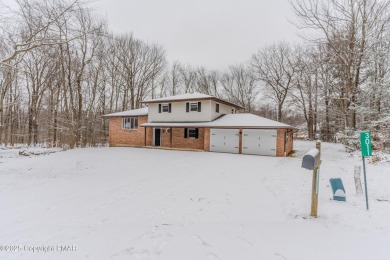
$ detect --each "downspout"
[284,129,287,157]
[144,127,146,147]
[170,127,172,148]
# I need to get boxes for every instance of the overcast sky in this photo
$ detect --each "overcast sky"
[96,0,299,70]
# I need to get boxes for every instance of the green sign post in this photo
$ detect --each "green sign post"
[360,132,373,156]
[360,132,372,210]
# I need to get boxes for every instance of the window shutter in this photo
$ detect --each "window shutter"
[184,128,188,138]
[158,104,161,113]
[186,102,189,112]
[198,102,201,112]
[168,103,172,113]
[195,128,199,139]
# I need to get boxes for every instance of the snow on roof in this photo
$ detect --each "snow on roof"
[103,107,148,117]
[208,114,293,128]
[141,92,244,109]
[141,92,213,103]
[142,113,294,129]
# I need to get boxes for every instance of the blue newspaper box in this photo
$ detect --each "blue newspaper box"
[329,178,346,201]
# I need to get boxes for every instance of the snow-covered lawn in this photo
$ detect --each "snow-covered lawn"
[0,141,389,260]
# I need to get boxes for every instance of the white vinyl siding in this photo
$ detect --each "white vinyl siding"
[210,100,237,121]
[148,100,212,122]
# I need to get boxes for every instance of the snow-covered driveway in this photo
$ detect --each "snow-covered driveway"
[1,142,389,259]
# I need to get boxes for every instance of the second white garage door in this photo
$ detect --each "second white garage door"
[242,129,277,156]
[210,129,240,154]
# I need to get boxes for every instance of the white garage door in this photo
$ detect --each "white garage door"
[242,129,277,156]
[210,129,240,154]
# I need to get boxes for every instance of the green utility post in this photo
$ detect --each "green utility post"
[360,132,372,210]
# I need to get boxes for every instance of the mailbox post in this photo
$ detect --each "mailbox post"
[302,141,322,217]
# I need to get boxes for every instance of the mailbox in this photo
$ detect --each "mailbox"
[301,148,320,170]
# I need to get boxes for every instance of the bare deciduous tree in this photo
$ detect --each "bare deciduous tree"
[0,0,82,65]
[251,43,297,122]
[221,64,258,112]
[291,0,390,129]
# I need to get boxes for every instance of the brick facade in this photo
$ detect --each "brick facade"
[286,130,293,155]
[108,116,293,156]
[145,127,153,146]
[143,127,205,150]
[172,128,205,150]
[109,115,148,147]
[276,129,294,156]
[203,128,210,151]
[161,129,171,147]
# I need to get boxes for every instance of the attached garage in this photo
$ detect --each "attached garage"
[242,129,277,156]
[205,114,294,157]
[141,113,294,157]
[210,129,240,154]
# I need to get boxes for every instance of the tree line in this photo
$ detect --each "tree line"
[0,0,389,147]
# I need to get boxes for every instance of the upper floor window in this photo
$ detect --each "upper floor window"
[186,102,201,112]
[158,103,171,113]
[122,117,138,129]
[162,104,169,112]
[216,103,220,113]
[190,102,198,111]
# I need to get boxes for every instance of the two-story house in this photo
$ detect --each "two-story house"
[104,93,294,156]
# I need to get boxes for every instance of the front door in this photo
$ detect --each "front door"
[154,128,161,146]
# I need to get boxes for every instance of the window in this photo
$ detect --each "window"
[231,108,235,114]
[188,128,197,138]
[186,102,201,112]
[158,103,171,113]
[216,103,220,113]
[122,117,138,129]
[184,128,199,139]
[162,104,169,112]
[190,102,198,111]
